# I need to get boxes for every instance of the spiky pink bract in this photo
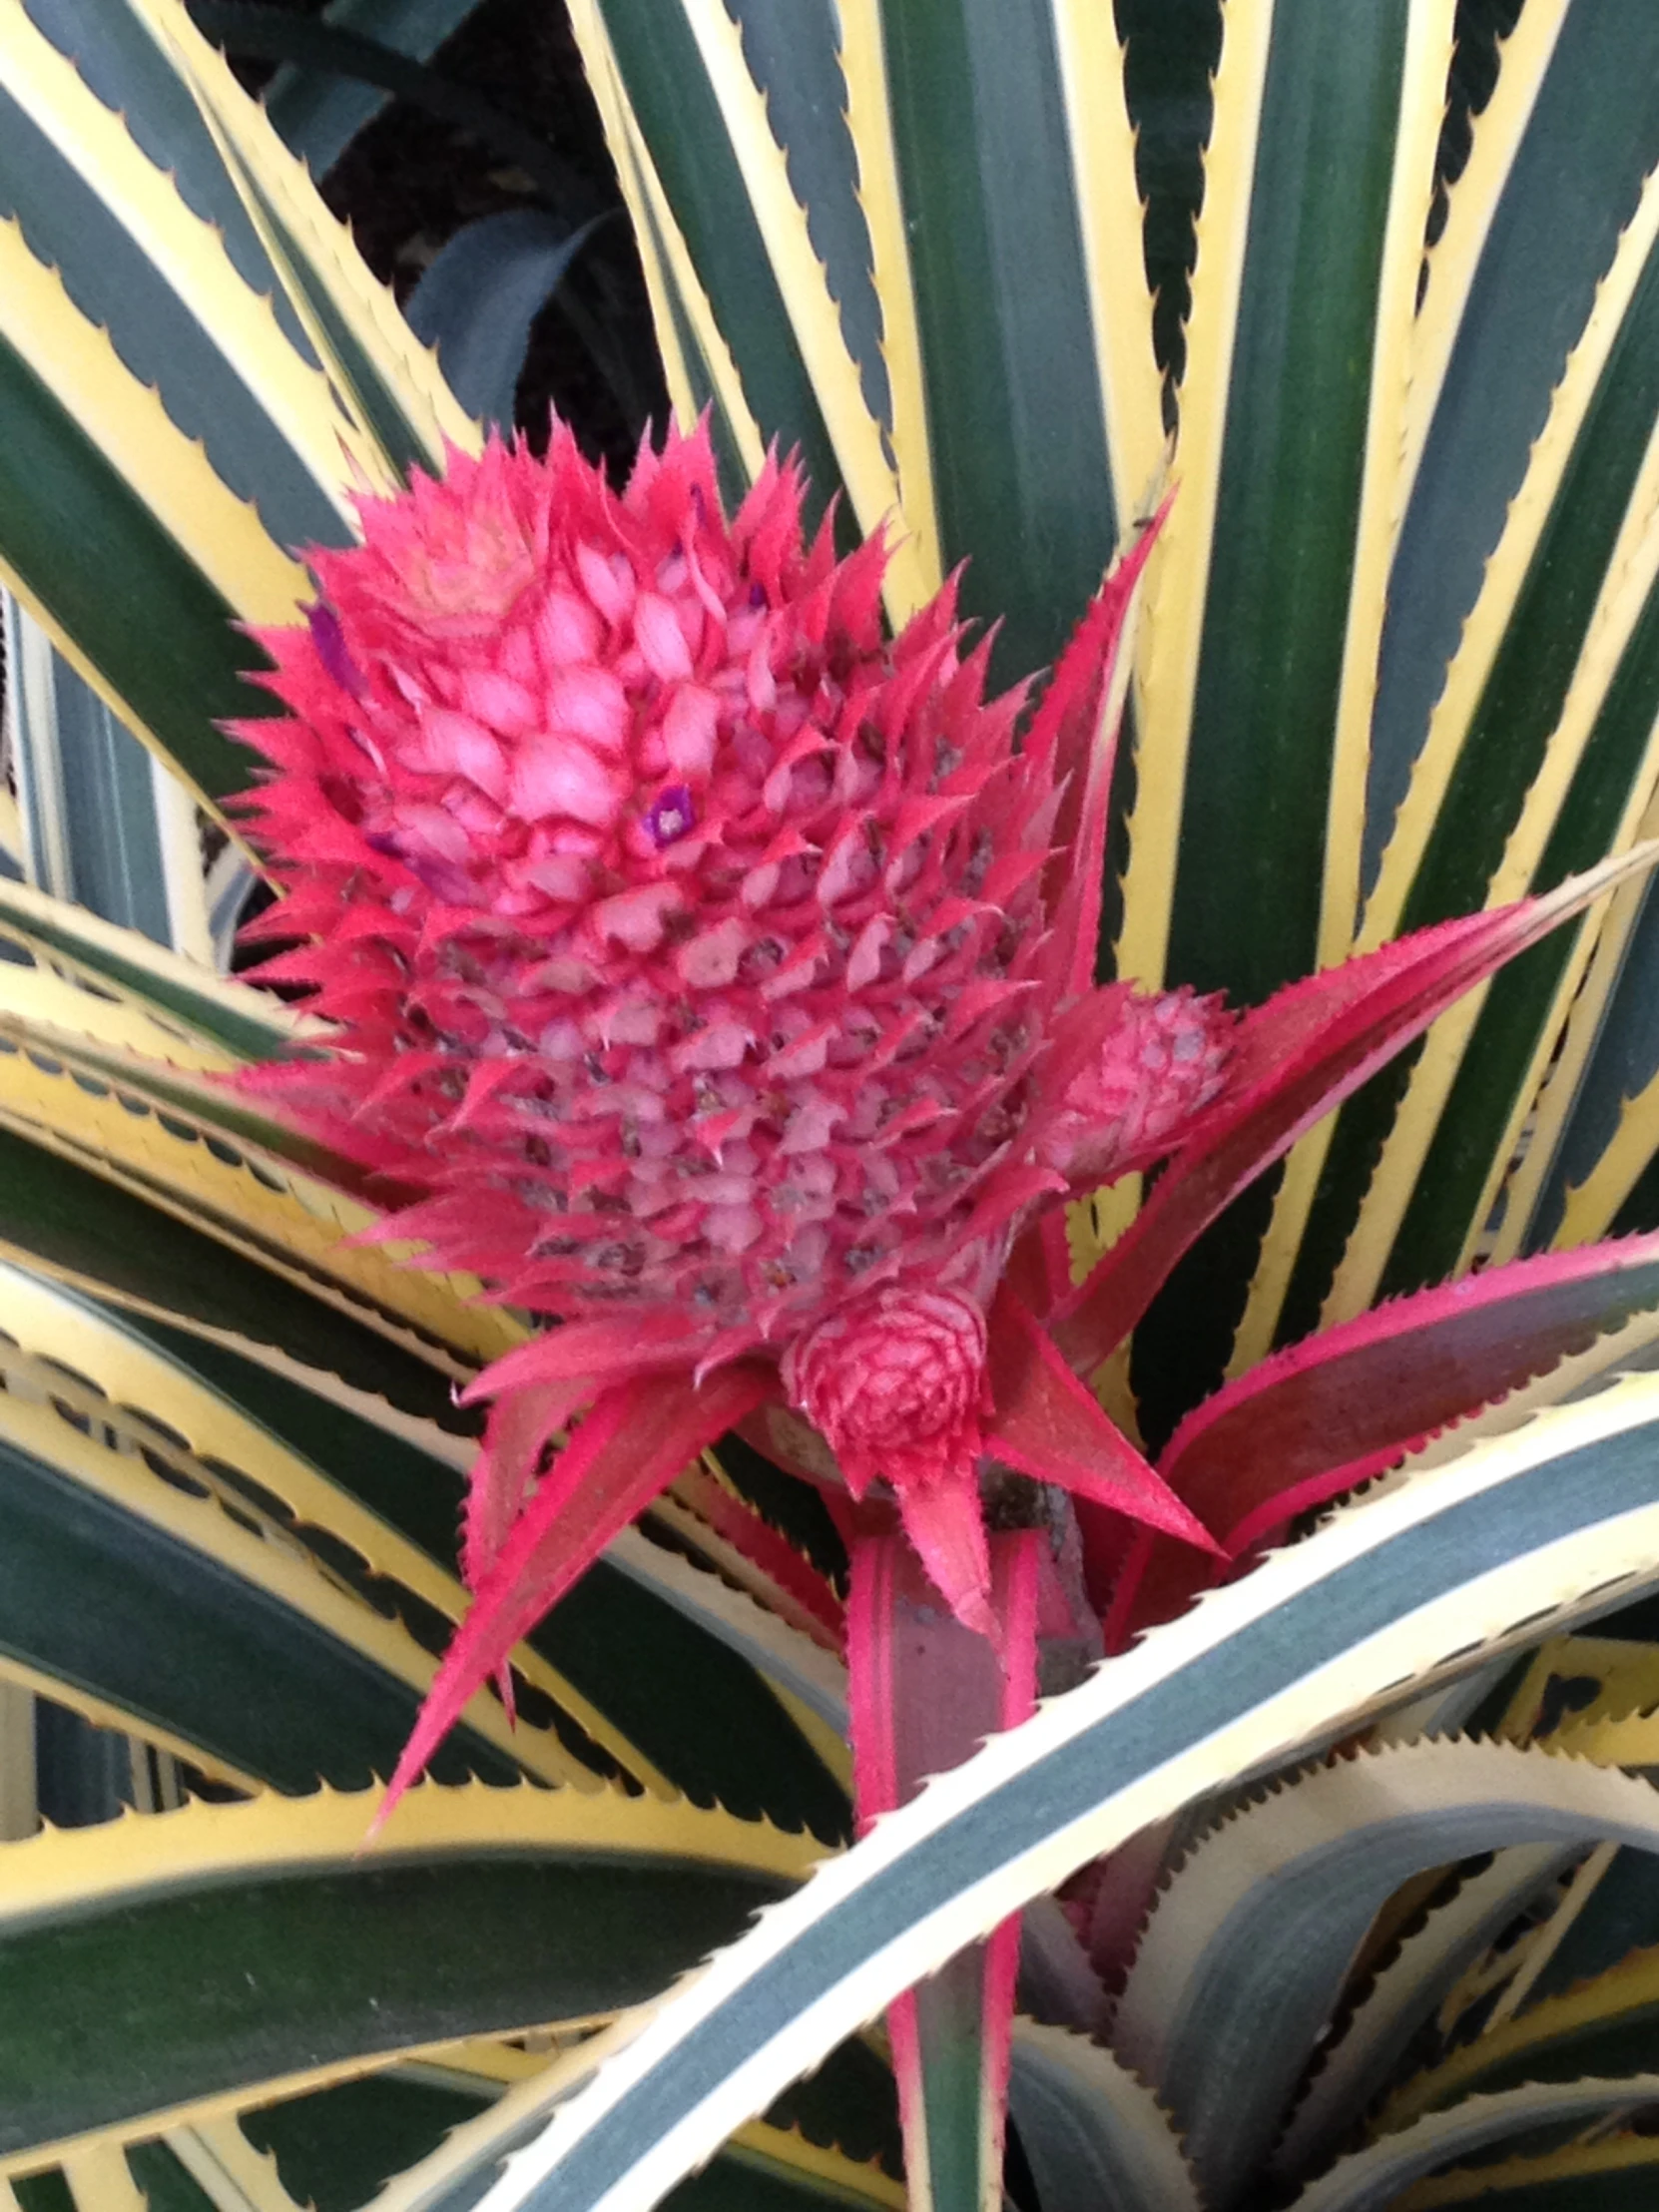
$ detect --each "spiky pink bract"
[235,422,1221,1619]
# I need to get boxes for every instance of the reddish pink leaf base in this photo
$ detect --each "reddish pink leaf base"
[850,1531,1040,2192]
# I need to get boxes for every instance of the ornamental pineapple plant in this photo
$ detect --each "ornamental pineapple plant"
[3,3,1659,2211]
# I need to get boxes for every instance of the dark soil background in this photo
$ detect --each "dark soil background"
[216,0,666,475]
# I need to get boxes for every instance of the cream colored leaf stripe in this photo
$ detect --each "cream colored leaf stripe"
[1048,1,1166,537]
[836,0,940,601]
[0,1038,522,1369]
[0,0,375,519]
[1113,0,1274,994]
[677,0,922,625]
[61,2148,145,2212]
[0,1261,662,1794]
[1227,0,1457,1375]
[124,0,475,471]
[0,1354,591,1788]
[1399,0,1572,511]
[466,1370,1659,2212]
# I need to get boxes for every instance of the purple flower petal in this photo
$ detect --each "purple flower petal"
[645,784,697,847]
[307,601,366,699]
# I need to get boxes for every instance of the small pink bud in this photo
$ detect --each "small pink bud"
[783,1286,989,1498]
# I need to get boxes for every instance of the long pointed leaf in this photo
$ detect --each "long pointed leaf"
[848,1532,1039,2212]
[1119,1228,1659,1637]
[1054,848,1658,1372]
[982,1288,1216,1550]
[379,1364,776,1819]
[460,1369,1659,2212]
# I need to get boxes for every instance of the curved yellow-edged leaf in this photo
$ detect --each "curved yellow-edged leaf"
[0,1777,823,1926]
[0,1262,662,1794]
[836,0,941,600]
[0,217,306,626]
[1396,2131,1659,2208]
[0,1040,523,1371]
[0,1646,253,1795]
[0,877,310,1058]
[0,0,374,520]
[1296,2074,1659,2212]
[0,1346,591,1788]
[1114,0,1275,994]
[0,950,238,1077]
[0,1781,824,2177]
[1378,1939,1659,2135]
[122,0,476,474]
[677,0,917,624]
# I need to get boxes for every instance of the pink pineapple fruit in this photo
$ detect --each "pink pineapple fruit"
[233,421,1234,1785]
[233,417,1653,1814]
